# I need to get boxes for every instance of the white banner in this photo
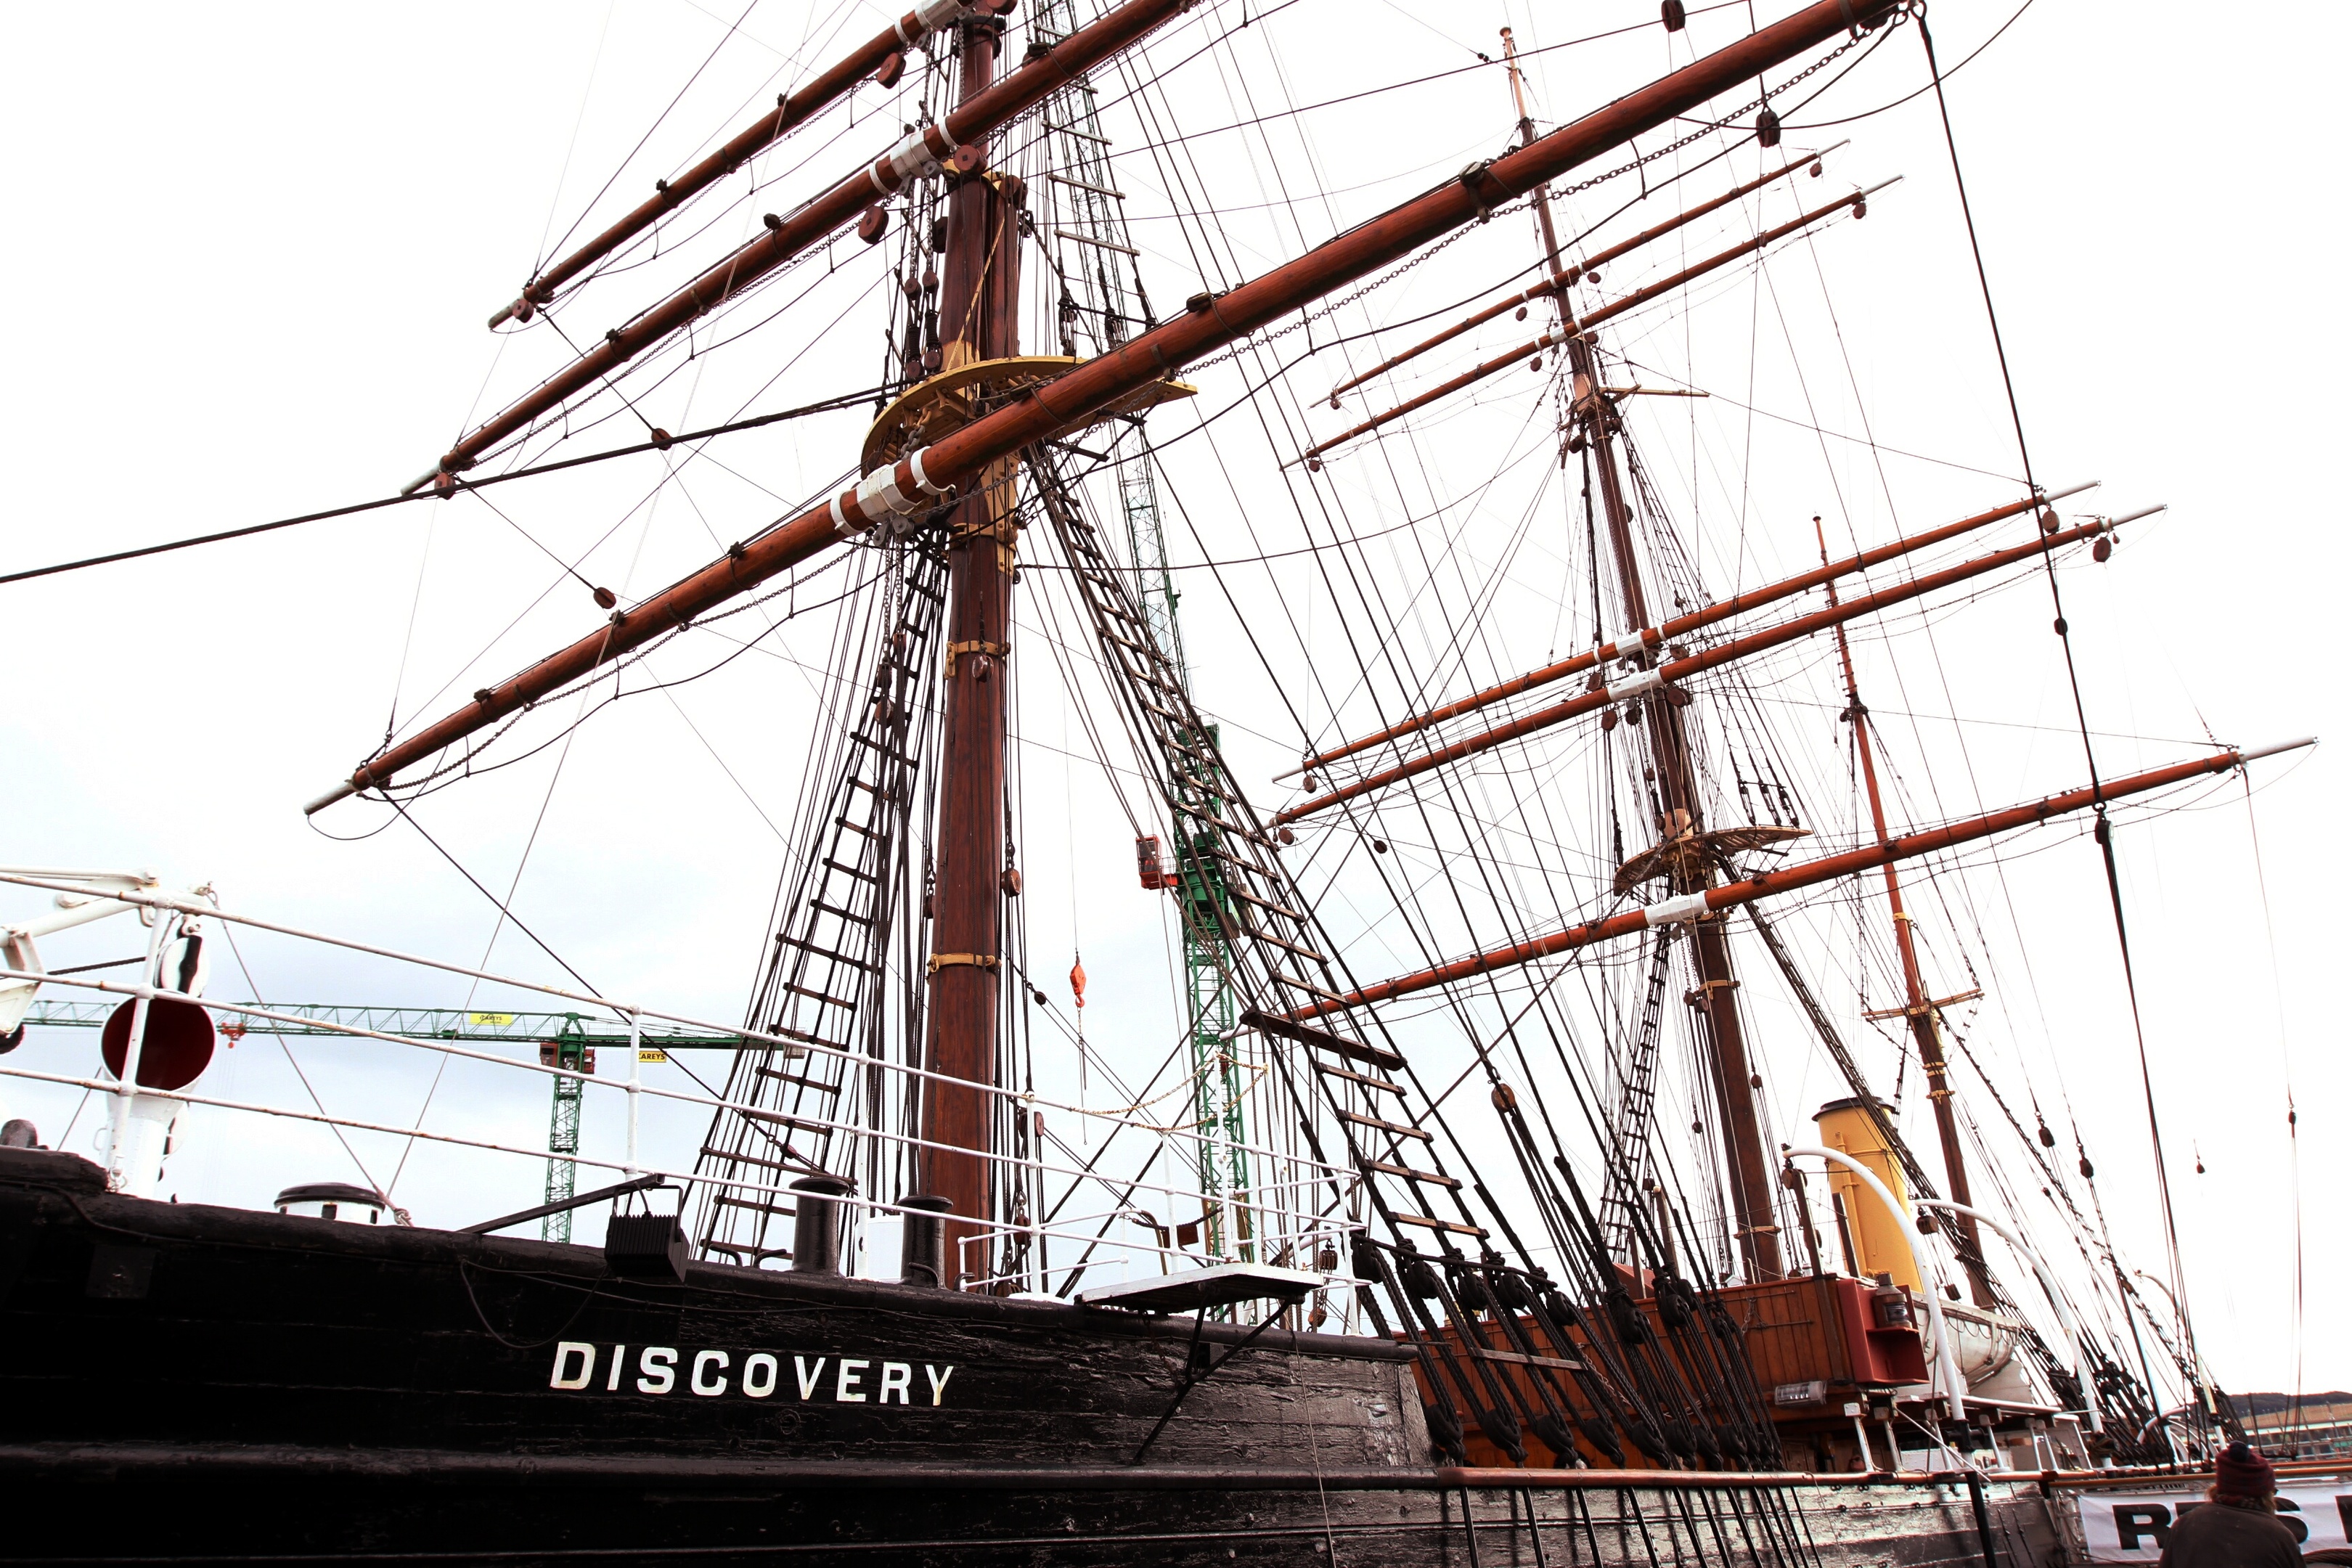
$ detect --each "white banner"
[2078,1480,2352,1561]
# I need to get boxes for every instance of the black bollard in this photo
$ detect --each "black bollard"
[898,1194,952,1288]
[789,1175,851,1275]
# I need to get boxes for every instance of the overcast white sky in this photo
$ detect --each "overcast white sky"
[1,0,2342,1400]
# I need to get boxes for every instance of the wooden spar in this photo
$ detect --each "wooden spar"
[1273,513,2141,827]
[486,0,1005,330]
[313,0,1906,812]
[1302,180,1898,463]
[907,0,1905,482]
[1291,486,2095,777]
[1283,746,2267,1020]
[920,13,1024,1272]
[1814,515,1993,1308]
[404,0,1189,494]
[1326,142,1845,405]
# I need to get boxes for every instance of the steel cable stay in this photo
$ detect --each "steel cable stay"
[1204,232,1759,1485]
[1281,399,1575,780]
[257,0,2163,1495]
[1029,444,1763,1474]
[12,7,2303,1551]
[1148,116,1552,1161]
[1119,28,1797,1485]
[1013,534,1273,1268]
[1890,3,2219,1446]
[502,0,945,330]
[0,378,894,590]
[1110,28,1658,799]
[1097,0,1757,166]
[1276,513,2149,827]
[411,0,1189,494]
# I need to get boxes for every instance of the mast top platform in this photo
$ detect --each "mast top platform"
[1612,823,1810,895]
[861,355,1193,475]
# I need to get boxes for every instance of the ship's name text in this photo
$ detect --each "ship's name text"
[548,1342,956,1405]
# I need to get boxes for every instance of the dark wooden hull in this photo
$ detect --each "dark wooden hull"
[0,1150,2066,1565]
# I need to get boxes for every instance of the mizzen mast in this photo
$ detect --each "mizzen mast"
[1502,28,1782,1281]
[1813,515,1995,1308]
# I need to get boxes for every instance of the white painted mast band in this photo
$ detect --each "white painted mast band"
[1605,668,1666,703]
[1643,892,1711,927]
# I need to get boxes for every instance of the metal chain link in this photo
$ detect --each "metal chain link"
[1561,27,1872,197]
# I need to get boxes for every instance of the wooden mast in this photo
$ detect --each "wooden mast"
[1304,181,1885,462]
[1501,28,1782,1281]
[920,9,1025,1284]
[1812,517,1995,1309]
[312,0,1909,814]
[1324,144,1842,407]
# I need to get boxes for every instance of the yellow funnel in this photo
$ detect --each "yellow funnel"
[1812,1098,1921,1292]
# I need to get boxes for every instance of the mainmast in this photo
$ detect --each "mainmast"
[1502,30,1782,1281]
[1813,518,1994,1307]
[920,9,1025,1282]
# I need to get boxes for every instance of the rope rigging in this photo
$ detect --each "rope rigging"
[1919,0,2207,1444]
[148,0,2291,1477]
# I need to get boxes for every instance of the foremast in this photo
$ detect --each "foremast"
[920,6,1026,1281]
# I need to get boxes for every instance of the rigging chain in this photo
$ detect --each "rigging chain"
[1183,27,1880,377]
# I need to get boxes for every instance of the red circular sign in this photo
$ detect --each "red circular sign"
[99,997,216,1091]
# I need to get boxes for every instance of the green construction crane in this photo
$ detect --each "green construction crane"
[1028,13,1251,1263]
[20,1000,743,1241]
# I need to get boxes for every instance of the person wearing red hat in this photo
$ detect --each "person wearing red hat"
[2159,1441,2300,1568]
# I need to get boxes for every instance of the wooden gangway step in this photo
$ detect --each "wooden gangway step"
[1365,1158,1459,1189]
[1394,1211,1489,1239]
[1339,1108,1432,1142]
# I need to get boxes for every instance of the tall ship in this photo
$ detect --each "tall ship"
[0,0,2324,1561]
